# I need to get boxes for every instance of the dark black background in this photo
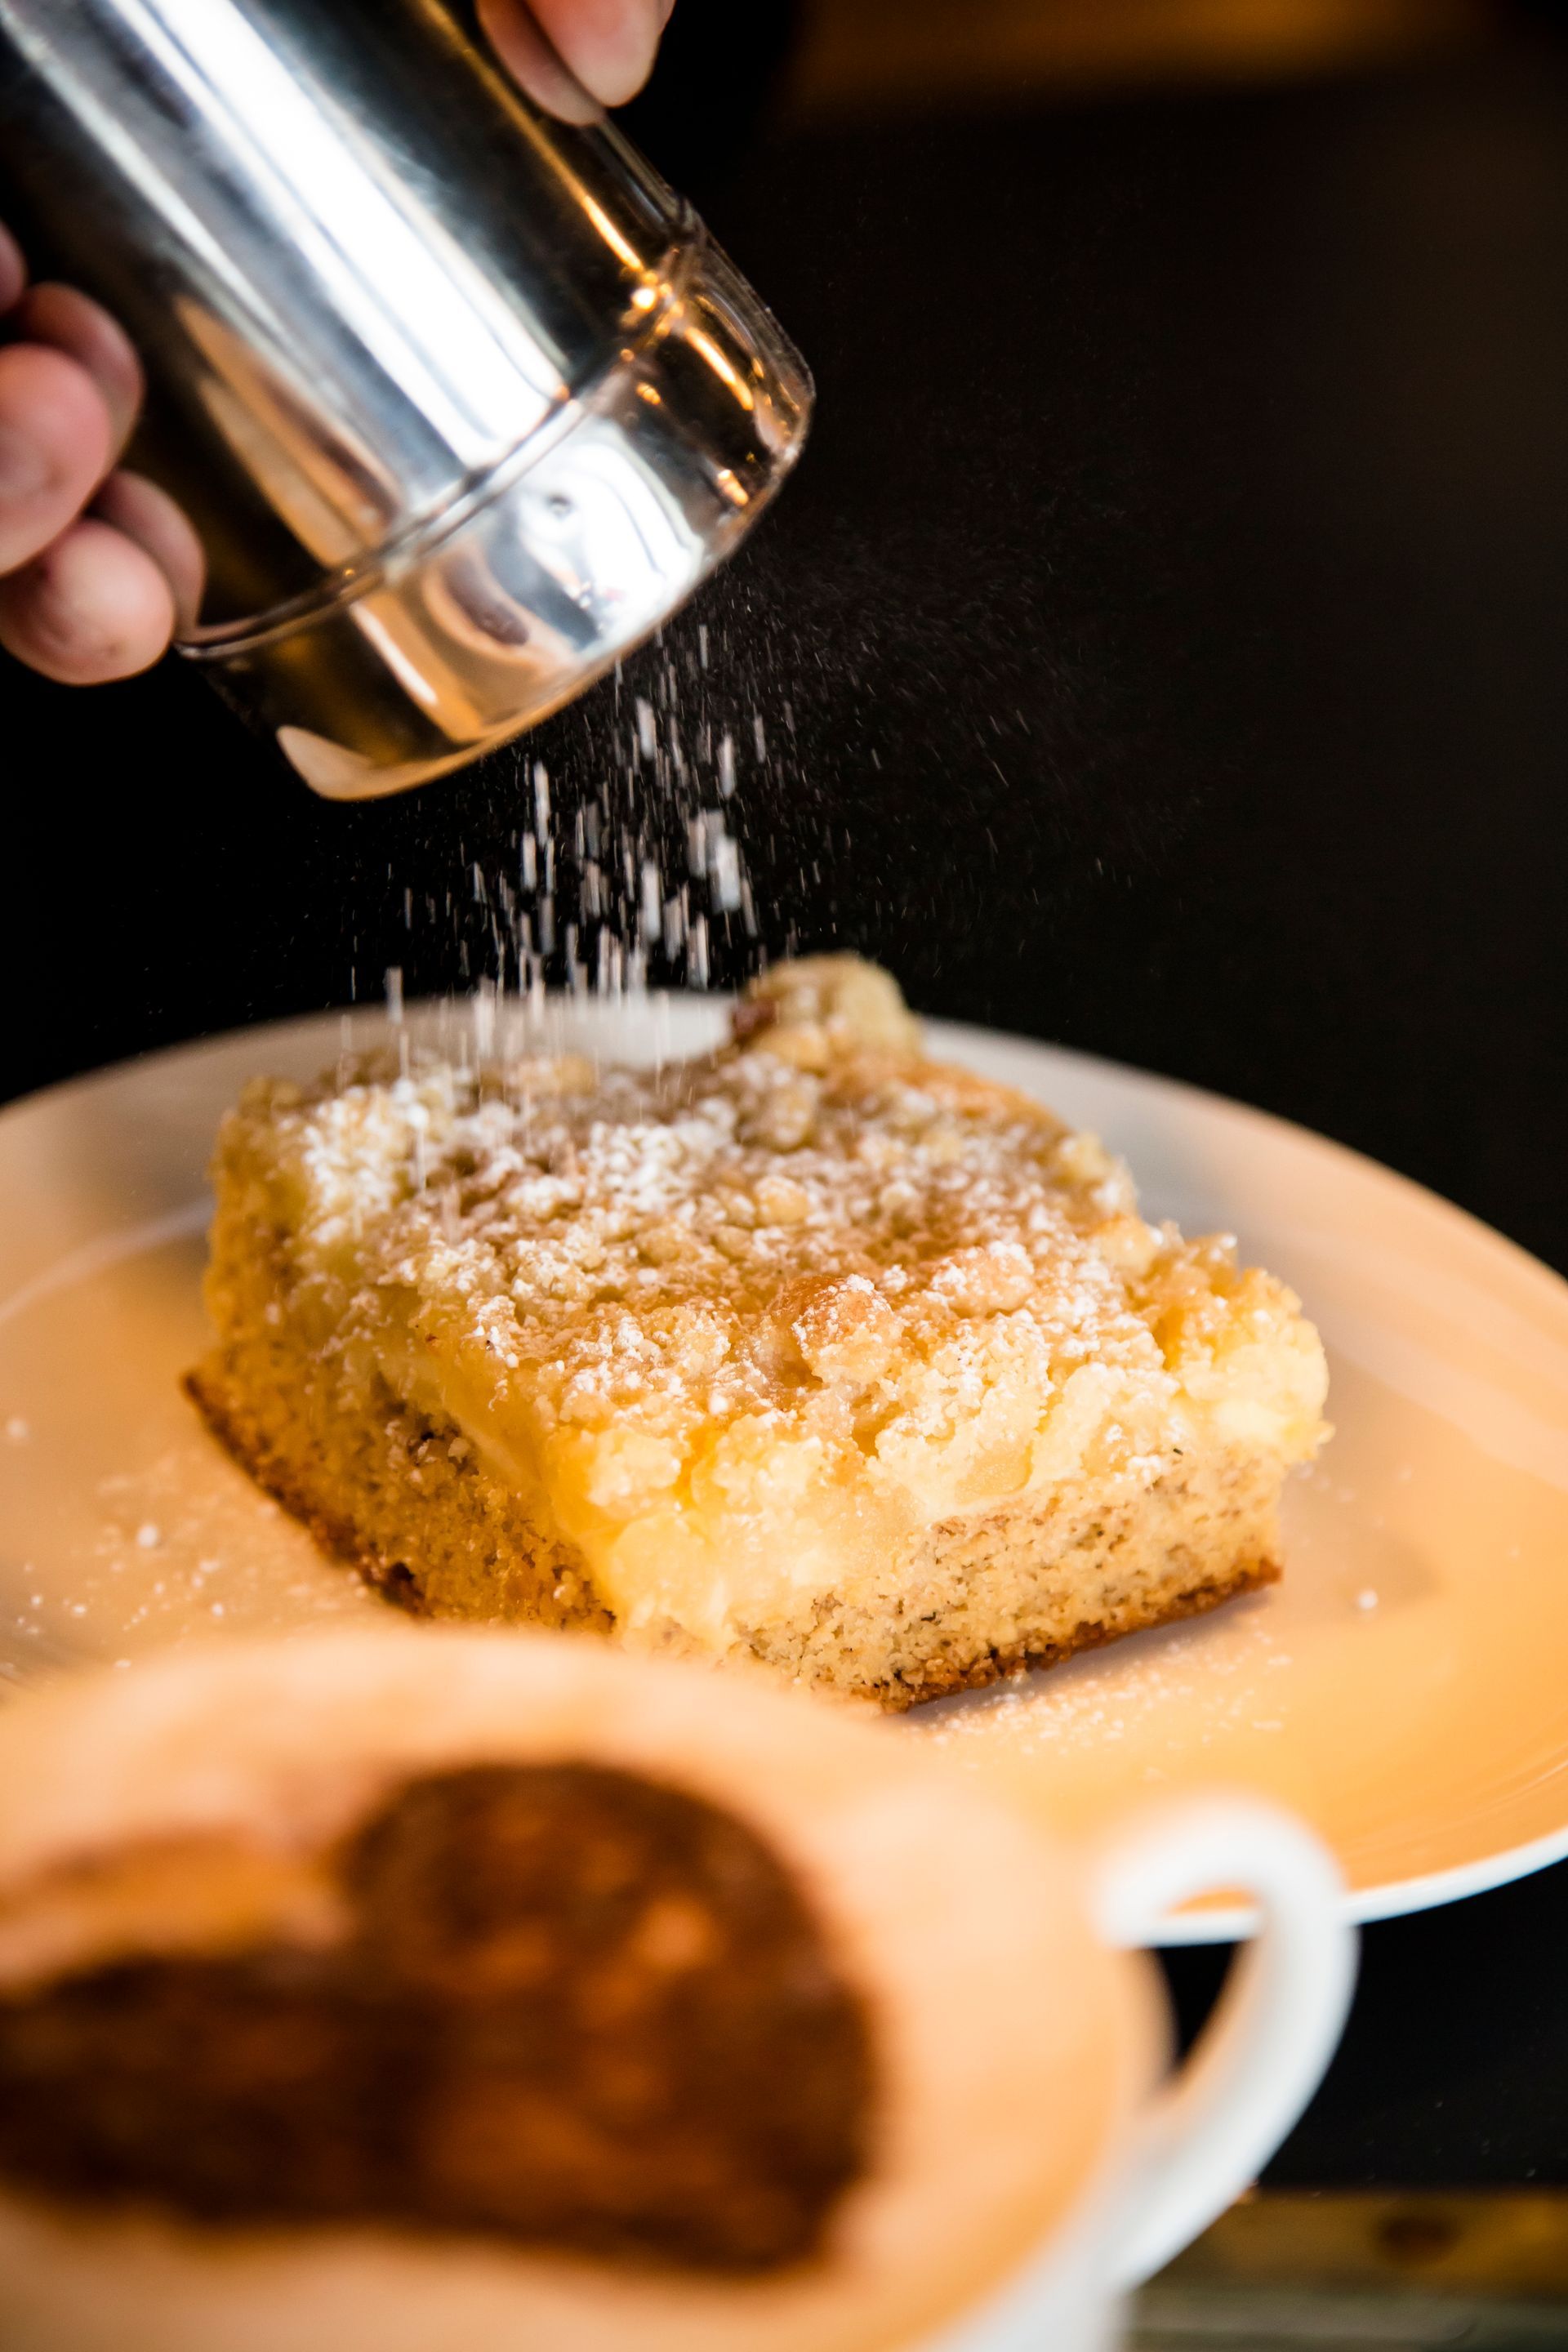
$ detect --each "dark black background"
[3,20,1567,2185]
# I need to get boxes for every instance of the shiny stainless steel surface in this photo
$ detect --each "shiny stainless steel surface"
[0,0,811,795]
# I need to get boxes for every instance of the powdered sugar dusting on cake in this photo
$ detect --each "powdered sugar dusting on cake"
[229,963,1323,1495]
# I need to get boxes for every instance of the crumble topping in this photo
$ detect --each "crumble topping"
[243,1027,1316,1470]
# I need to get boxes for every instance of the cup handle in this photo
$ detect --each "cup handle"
[1093,1795,1356,2291]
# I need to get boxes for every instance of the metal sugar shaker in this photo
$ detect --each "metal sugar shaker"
[0,0,811,797]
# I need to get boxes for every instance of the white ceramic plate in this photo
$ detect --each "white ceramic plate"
[3,1000,1568,1942]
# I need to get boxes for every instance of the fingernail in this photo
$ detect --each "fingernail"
[588,2,663,105]
[0,422,47,502]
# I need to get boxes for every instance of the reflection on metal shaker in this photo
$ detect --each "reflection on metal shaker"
[0,0,812,796]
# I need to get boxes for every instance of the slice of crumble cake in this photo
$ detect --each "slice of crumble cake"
[188,959,1328,1707]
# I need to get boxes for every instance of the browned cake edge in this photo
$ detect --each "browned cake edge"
[184,1360,613,1637]
[185,1365,428,1611]
[874,1557,1281,1708]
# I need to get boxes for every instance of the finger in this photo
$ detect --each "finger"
[11,283,144,459]
[495,0,664,109]
[0,345,115,573]
[93,469,205,632]
[477,0,598,121]
[0,223,24,314]
[0,514,176,684]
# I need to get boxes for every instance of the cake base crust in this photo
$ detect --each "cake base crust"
[184,1364,612,1637]
[861,1557,1279,1707]
[734,1446,1287,1708]
[185,1368,430,1612]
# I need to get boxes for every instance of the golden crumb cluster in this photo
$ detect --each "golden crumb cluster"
[192,958,1328,1704]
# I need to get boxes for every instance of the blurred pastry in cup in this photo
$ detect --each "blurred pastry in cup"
[0,1626,1152,2352]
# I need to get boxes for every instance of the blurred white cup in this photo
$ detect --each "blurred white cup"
[926,1794,1355,2352]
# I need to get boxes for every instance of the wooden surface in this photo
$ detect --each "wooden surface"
[1139,2192,1568,2345]
[785,0,1491,118]
[1169,2193,1568,2293]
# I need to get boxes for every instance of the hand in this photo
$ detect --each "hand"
[0,229,203,685]
[0,0,673,687]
